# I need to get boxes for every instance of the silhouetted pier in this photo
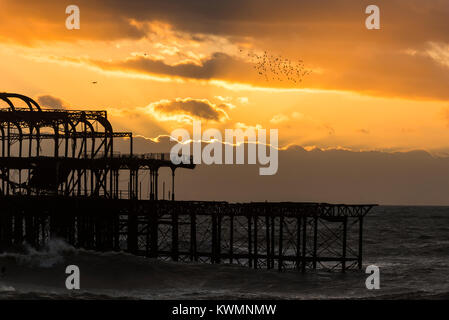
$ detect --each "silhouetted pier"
[0,93,375,272]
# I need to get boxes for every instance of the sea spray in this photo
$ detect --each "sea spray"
[0,284,15,292]
[0,238,75,268]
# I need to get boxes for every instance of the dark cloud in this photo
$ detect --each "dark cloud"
[3,0,449,100]
[91,52,255,82]
[150,98,228,122]
[3,0,449,46]
[36,95,65,109]
[86,47,449,100]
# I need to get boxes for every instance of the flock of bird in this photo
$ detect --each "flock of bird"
[91,50,310,86]
[242,49,312,85]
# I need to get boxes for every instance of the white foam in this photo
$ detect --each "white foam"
[0,283,15,292]
[0,238,75,268]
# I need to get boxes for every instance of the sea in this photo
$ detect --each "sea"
[0,206,448,300]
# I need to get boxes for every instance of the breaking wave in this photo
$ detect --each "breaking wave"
[0,206,448,300]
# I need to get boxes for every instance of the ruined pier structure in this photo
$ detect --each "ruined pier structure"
[0,93,375,271]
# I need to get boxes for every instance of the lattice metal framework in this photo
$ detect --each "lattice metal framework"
[0,93,193,199]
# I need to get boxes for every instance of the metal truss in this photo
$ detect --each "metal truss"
[0,93,193,200]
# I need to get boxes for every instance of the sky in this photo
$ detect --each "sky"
[1,0,449,152]
[1,0,449,204]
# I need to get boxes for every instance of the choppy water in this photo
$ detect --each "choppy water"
[0,206,448,299]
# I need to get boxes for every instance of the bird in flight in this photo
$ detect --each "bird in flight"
[91,81,97,84]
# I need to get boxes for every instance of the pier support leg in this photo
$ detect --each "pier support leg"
[211,213,217,264]
[301,216,307,273]
[278,215,284,271]
[145,215,150,256]
[229,215,234,264]
[150,211,158,258]
[135,169,139,200]
[155,170,159,200]
[342,216,347,272]
[171,168,175,201]
[113,213,120,251]
[217,214,222,264]
[254,215,258,269]
[77,215,85,248]
[296,217,301,270]
[0,213,13,249]
[127,214,138,254]
[25,216,36,247]
[151,170,155,200]
[248,215,252,268]
[271,216,275,269]
[190,213,197,261]
[13,214,23,245]
[172,211,179,261]
[312,216,318,270]
[265,215,270,269]
[358,216,364,270]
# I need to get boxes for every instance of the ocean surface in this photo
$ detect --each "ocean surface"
[1,206,448,300]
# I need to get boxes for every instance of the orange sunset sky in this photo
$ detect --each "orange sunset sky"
[1,0,449,155]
